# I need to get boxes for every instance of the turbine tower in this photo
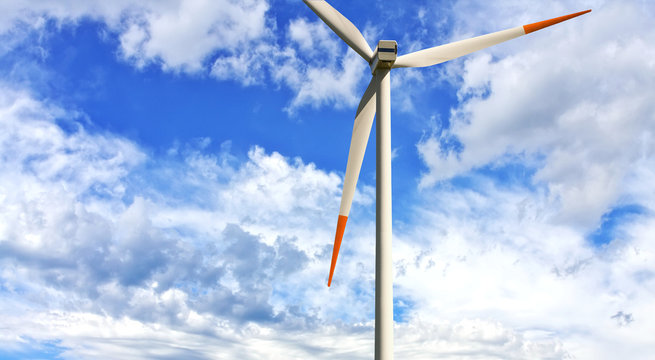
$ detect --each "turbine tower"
[302,1,590,359]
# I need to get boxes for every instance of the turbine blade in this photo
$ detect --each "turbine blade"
[328,75,378,287]
[303,0,374,62]
[523,9,592,34]
[393,9,591,68]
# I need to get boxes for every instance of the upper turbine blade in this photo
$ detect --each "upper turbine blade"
[523,9,591,34]
[328,75,378,287]
[393,9,591,68]
[303,0,374,62]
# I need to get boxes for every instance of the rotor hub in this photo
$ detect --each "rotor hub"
[370,40,397,74]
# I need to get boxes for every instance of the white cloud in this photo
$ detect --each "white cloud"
[0,0,271,73]
[2,68,655,357]
[118,0,271,72]
[288,18,340,57]
[285,49,367,113]
[283,18,369,112]
[211,17,369,113]
[417,0,655,228]
[391,171,655,358]
[0,83,368,357]
[0,0,371,112]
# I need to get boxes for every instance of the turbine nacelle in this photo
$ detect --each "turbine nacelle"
[370,40,397,74]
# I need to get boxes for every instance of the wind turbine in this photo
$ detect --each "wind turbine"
[302,1,590,358]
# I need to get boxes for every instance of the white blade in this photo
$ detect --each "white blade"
[393,26,525,68]
[303,0,374,62]
[340,76,377,218]
[328,75,378,286]
[394,9,591,68]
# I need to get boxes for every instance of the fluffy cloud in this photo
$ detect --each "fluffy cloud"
[118,0,270,72]
[0,85,340,356]
[0,82,410,358]
[0,0,370,112]
[3,76,654,358]
[0,0,271,73]
[211,17,369,113]
[391,171,655,358]
[395,1,655,357]
[417,0,655,228]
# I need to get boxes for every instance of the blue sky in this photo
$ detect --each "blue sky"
[1,0,654,358]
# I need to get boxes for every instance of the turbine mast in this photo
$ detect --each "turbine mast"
[373,40,396,360]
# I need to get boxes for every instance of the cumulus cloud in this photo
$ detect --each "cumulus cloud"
[386,2,655,357]
[3,79,654,358]
[211,17,369,113]
[0,85,342,356]
[118,0,271,72]
[391,170,655,359]
[0,0,371,112]
[0,0,271,73]
[417,0,655,227]
[288,17,341,58]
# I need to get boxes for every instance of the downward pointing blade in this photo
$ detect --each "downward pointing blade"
[393,9,591,69]
[328,75,378,287]
[303,0,374,62]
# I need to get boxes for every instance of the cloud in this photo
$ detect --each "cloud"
[288,18,341,58]
[211,17,369,113]
[399,3,655,355]
[284,49,367,113]
[0,0,272,74]
[2,64,655,358]
[391,170,655,358]
[417,0,655,228]
[0,0,371,112]
[118,0,271,72]
[0,83,372,358]
[0,83,387,357]
[0,84,327,343]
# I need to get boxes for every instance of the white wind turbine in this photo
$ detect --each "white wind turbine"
[302,1,590,358]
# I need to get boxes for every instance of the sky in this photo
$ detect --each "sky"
[0,0,654,358]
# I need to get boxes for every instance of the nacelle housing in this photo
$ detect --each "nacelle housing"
[370,40,397,74]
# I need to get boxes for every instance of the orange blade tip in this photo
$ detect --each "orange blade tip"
[327,215,348,287]
[523,9,591,34]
